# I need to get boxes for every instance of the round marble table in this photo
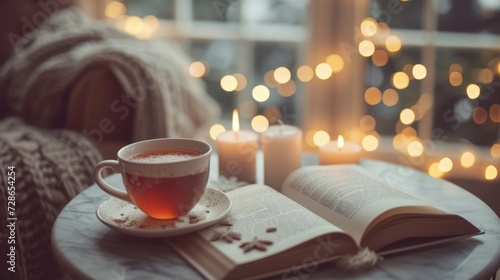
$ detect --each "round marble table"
[52,157,500,279]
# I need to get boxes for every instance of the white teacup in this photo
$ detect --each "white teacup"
[94,138,211,219]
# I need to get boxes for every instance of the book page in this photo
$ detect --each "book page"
[281,165,439,244]
[197,184,348,264]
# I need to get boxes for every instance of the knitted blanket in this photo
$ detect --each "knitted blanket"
[0,117,102,280]
[0,8,220,141]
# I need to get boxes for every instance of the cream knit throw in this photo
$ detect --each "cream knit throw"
[0,8,220,141]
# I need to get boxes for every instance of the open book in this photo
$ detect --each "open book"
[167,164,481,280]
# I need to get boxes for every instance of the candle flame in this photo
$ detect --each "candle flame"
[232,109,240,132]
[337,135,344,151]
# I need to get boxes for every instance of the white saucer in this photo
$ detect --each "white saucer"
[96,188,232,238]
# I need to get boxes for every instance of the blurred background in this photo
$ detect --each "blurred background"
[82,0,499,211]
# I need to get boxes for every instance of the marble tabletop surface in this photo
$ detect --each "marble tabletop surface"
[51,155,500,280]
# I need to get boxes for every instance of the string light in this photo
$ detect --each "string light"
[412,64,427,80]
[360,18,378,37]
[359,40,375,57]
[220,75,238,92]
[326,54,344,73]
[252,85,270,102]
[400,109,415,125]
[274,67,291,84]
[385,35,401,52]
[297,65,314,82]
[315,63,333,80]
[392,72,409,89]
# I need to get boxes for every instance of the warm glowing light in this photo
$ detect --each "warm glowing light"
[313,131,330,147]
[297,65,314,82]
[400,109,415,125]
[209,123,226,140]
[360,18,378,36]
[105,1,126,19]
[124,16,144,35]
[490,104,500,123]
[360,115,376,132]
[428,162,443,178]
[402,126,417,137]
[392,72,410,90]
[467,84,480,99]
[251,115,269,133]
[449,72,463,86]
[473,107,487,124]
[497,62,500,75]
[382,88,399,106]
[305,130,317,147]
[359,40,375,57]
[485,165,498,180]
[264,70,279,87]
[460,152,475,168]
[326,54,344,73]
[252,85,270,102]
[315,63,333,80]
[438,157,453,173]
[407,141,424,157]
[449,63,463,74]
[337,135,345,150]
[403,64,414,78]
[372,50,389,67]
[277,80,296,97]
[233,73,247,91]
[365,87,382,105]
[412,64,427,80]
[362,135,379,151]
[232,109,240,132]
[143,15,159,31]
[478,69,494,84]
[385,35,402,52]
[274,67,292,84]
[221,75,238,92]
[189,61,207,78]
[492,143,500,159]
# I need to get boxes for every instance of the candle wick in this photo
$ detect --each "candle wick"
[234,130,240,140]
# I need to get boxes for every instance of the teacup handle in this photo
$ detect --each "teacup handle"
[94,160,133,204]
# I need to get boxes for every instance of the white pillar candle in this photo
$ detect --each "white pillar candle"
[216,110,258,183]
[319,135,361,165]
[262,124,302,190]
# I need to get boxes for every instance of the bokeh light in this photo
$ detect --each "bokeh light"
[385,35,401,52]
[315,63,333,80]
[360,17,378,36]
[400,109,415,125]
[359,40,375,57]
[365,87,382,105]
[438,157,453,173]
[124,16,144,35]
[274,67,292,84]
[105,1,126,19]
[490,104,500,123]
[234,73,247,91]
[251,115,269,133]
[305,130,318,147]
[264,70,279,87]
[209,123,226,140]
[220,75,238,92]
[485,165,498,180]
[362,135,379,151]
[466,84,480,99]
[492,143,500,159]
[392,72,410,89]
[382,88,399,106]
[478,69,494,84]
[277,80,297,97]
[407,140,424,157]
[143,15,159,31]
[297,65,314,82]
[449,72,463,86]
[252,85,270,102]
[460,151,475,168]
[189,61,207,78]
[360,115,376,132]
[313,130,330,147]
[326,54,344,73]
[412,64,427,80]
[372,50,389,67]
[449,63,463,73]
[428,162,443,178]
[473,107,487,124]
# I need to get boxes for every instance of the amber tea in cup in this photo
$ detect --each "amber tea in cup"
[94,138,211,219]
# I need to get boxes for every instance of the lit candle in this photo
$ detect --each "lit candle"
[216,109,258,183]
[319,135,361,165]
[262,123,302,190]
